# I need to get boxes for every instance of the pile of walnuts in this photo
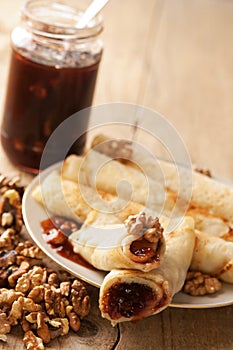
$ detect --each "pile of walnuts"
[0,175,91,349]
[183,270,222,296]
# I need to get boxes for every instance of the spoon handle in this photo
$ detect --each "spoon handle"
[78,0,109,28]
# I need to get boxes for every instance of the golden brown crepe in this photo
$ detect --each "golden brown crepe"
[187,207,232,241]
[91,134,233,240]
[191,230,233,283]
[70,211,166,272]
[99,216,195,324]
[33,172,167,272]
[32,170,144,224]
[61,150,175,215]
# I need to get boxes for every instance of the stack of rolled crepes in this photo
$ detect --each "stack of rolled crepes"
[32,135,233,324]
[33,172,196,323]
[90,136,233,275]
[91,135,233,236]
[99,216,195,324]
[33,171,167,272]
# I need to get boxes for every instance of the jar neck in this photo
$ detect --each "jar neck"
[21,0,103,41]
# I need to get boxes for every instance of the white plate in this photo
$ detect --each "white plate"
[22,162,233,308]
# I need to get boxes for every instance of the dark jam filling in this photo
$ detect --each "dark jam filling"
[103,282,156,320]
[130,238,160,263]
[40,216,95,270]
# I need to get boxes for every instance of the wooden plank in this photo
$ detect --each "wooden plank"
[117,306,233,350]
[94,0,164,104]
[141,0,233,181]
[166,306,233,350]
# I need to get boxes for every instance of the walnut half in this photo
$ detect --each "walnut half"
[125,212,164,263]
[183,271,222,296]
[23,330,44,350]
[0,310,11,341]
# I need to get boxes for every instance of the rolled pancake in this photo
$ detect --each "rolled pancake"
[62,150,176,215]
[32,170,109,222]
[91,135,233,233]
[191,230,233,283]
[186,207,232,240]
[32,171,144,224]
[159,162,233,222]
[70,211,166,272]
[32,171,85,222]
[62,150,169,213]
[99,216,195,324]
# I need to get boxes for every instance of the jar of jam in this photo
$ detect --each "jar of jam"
[1,0,103,174]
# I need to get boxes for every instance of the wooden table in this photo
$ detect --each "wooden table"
[0,0,233,349]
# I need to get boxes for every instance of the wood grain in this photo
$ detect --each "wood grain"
[97,0,233,181]
[117,306,233,350]
[141,0,233,181]
[0,0,233,349]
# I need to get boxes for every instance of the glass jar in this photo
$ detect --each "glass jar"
[1,0,103,174]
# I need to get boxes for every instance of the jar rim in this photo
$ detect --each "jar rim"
[21,0,103,39]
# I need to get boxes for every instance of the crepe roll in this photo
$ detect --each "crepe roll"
[70,212,166,272]
[62,150,167,213]
[91,135,233,221]
[32,171,85,221]
[187,208,232,240]
[191,230,233,283]
[99,216,195,324]
[32,170,109,222]
[32,170,144,223]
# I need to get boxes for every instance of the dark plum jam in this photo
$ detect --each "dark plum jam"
[1,50,100,173]
[103,282,156,320]
[41,216,95,270]
[130,238,158,262]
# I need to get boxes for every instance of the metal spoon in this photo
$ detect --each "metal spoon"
[78,0,110,28]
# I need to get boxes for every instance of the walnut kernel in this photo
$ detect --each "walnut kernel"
[183,271,222,296]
